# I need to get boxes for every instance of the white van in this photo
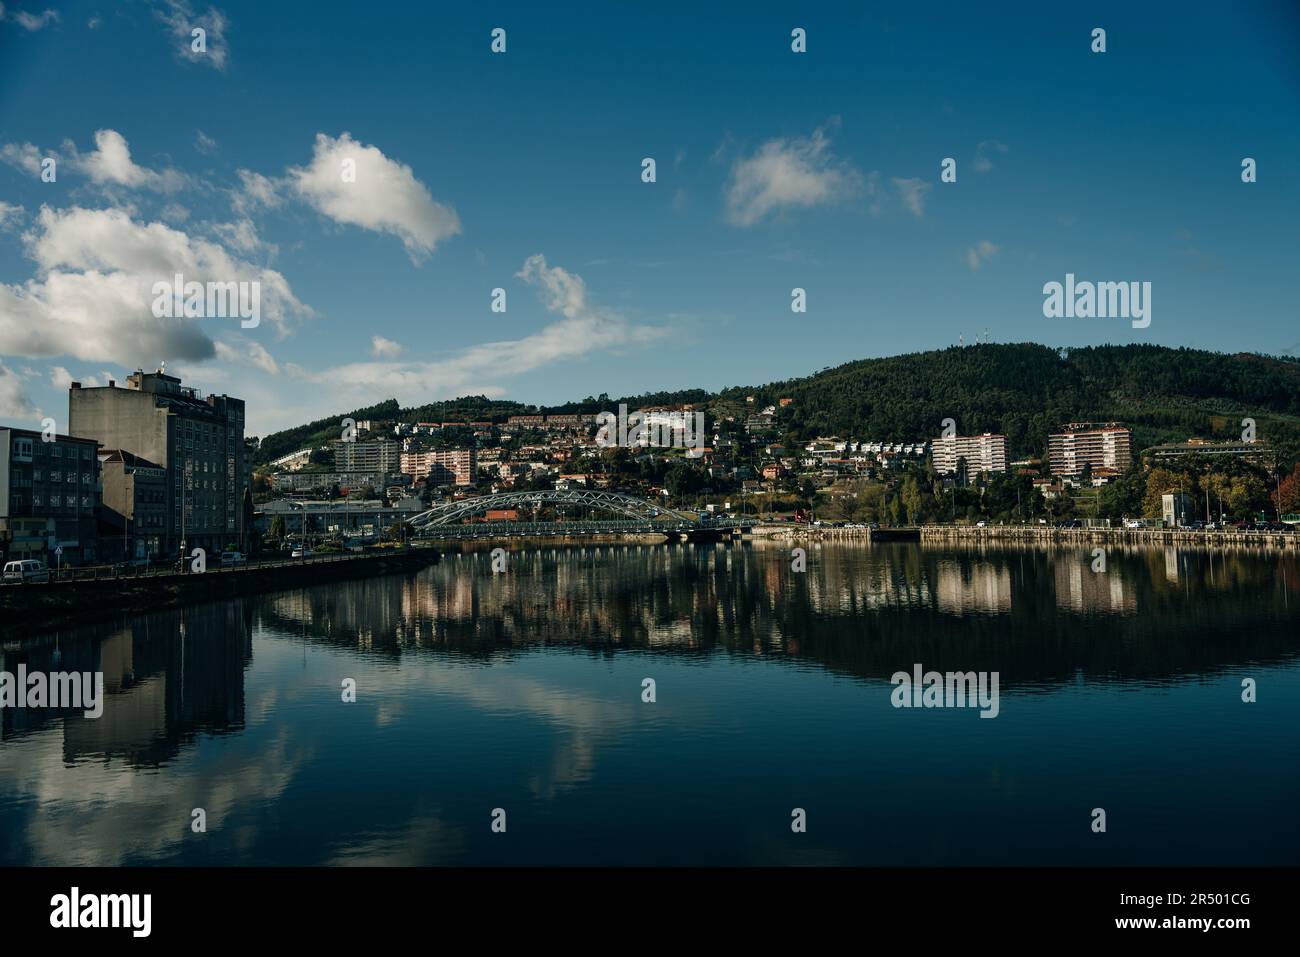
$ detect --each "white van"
[220,551,246,565]
[3,559,50,583]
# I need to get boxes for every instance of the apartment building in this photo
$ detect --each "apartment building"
[1048,422,1133,481]
[332,437,401,473]
[401,448,477,487]
[0,426,101,565]
[68,368,249,558]
[932,433,1009,476]
[98,449,167,561]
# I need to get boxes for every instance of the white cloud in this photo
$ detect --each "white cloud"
[286,255,666,410]
[0,362,36,418]
[157,0,228,70]
[0,200,23,230]
[892,177,931,218]
[194,130,218,154]
[75,129,187,193]
[160,203,191,223]
[725,121,861,226]
[215,339,279,375]
[232,168,285,215]
[0,205,311,365]
[49,365,73,389]
[370,336,403,359]
[974,140,1008,174]
[288,132,461,261]
[966,240,1000,271]
[1,130,187,193]
[212,218,274,257]
[0,141,44,177]
[11,8,58,31]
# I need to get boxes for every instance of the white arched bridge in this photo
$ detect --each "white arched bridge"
[408,489,747,540]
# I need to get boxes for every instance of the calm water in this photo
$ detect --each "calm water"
[2,542,1298,866]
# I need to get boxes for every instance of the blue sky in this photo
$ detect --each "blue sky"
[1,0,1298,435]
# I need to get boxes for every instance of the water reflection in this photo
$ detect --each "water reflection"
[1,542,1297,866]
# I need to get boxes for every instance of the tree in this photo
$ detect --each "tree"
[901,476,923,525]
[270,515,286,545]
[1275,464,1300,514]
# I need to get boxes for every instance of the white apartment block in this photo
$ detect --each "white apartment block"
[932,433,1009,476]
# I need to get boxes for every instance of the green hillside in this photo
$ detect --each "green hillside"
[253,344,1300,470]
[727,344,1300,464]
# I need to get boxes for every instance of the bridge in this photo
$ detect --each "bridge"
[407,489,747,540]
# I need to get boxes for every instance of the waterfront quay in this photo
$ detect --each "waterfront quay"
[747,522,1299,550]
[0,547,440,638]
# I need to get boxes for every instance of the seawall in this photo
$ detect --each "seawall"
[0,548,441,639]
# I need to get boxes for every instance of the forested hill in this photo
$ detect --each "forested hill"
[727,344,1300,460]
[253,344,1300,466]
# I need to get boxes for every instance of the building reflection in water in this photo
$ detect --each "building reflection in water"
[3,541,1296,767]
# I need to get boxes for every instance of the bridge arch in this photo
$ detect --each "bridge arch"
[408,489,697,529]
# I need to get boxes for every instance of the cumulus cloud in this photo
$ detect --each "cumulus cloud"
[370,336,403,359]
[974,140,1008,174]
[966,239,1000,271]
[0,205,311,365]
[75,129,188,192]
[725,121,861,226]
[287,255,665,406]
[157,0,228,70]
[288,132,461,262]
[1,130,188,193]
[0,362,36,418]
[892,177,931,218]
[0,141,44,177]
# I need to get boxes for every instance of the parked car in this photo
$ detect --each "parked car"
[976,520,988,528]
[291,546,314,558]
[220,551,246,565]
[3,559,50,583]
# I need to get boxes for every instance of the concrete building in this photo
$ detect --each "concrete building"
[270,471,396,493]
[255,498,426,539]
[932,433,1009,476]
[1162,492,1194,527]
[1142,438,1276,470]
[68,368,249,559]
[332,437,400,473]
[0,426,101,565]
[1048,422,1133,481]
[268,448,313,471]
[401,448,477,487]
[98,450,167,561]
